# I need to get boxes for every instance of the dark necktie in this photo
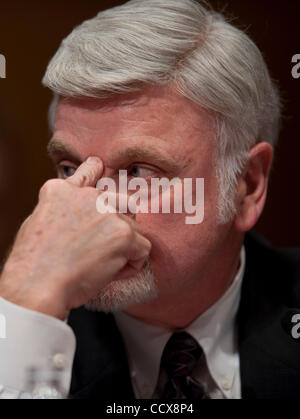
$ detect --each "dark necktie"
[160,331,208,399]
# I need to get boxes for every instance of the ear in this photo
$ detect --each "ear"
[234,142,273,232]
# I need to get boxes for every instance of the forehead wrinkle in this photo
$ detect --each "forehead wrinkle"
[119,119,154,127]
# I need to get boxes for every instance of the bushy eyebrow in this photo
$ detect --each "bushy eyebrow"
[47,138,82,163]
[112,147,181,174]
[47,138,181,174]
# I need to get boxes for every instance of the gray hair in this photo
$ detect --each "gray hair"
[42,0,281,223]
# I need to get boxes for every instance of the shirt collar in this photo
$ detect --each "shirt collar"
[114,309,170,397]
[114,246,245,398]
[186,246,245,395]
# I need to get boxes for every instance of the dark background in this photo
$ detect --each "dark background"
[0,0,299,262]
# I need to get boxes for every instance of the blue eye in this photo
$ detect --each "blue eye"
[129,165,155,178]
[59,165,77,179]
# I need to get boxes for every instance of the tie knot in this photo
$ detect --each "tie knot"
[161,331,203,378]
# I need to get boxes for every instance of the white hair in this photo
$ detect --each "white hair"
[84,260,157,312]
[42,0,281,223]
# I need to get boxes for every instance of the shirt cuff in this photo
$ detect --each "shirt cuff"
[0,296,76,396]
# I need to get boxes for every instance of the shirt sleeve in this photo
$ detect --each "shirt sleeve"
[0,296,76,398]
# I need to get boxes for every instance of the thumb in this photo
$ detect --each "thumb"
[66,156,103,187]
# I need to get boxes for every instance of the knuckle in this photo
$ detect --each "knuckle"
[39,179,65,198]
[75,174,88,186]
[115,219,133,242]
[17,215,32,236]
[84,186,98,196]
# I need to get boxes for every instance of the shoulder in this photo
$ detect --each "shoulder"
[239,232,300,398]
[244,231,300,307]
[245,231,300,267]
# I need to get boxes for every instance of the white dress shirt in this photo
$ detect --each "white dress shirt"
[0,298,76,398]
[114,246,245,399]
[0,247,245,399]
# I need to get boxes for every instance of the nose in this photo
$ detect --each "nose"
[101,165,116,179]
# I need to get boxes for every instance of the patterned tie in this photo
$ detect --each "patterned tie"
[161,331,208,399]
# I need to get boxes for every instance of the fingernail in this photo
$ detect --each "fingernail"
[87,156,101,164]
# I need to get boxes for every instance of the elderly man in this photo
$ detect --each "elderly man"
[0,0,299,400]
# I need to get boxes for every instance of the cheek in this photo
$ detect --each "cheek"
[135,209,221,282]
[133,168,222,281]
[135,173,221,251]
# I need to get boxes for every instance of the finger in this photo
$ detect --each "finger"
[66,156,104,187]
[128,258,148,271]
[96,190,137,219]
[127,231,152,262]
[17,214,33,237]
[118,213,141,234]
[116,260,147,280]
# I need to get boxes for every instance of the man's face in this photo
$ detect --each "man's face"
[50,86,234,310]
